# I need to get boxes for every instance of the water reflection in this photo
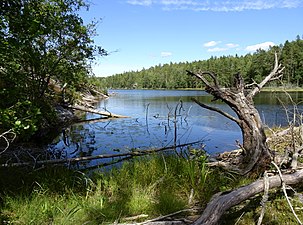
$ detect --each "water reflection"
[48,89,303,168]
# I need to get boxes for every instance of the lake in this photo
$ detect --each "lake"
[48,89,303,168]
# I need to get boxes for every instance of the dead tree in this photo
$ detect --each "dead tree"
[187,53,284,175]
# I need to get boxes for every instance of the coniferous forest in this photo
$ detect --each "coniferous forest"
[100,37,303,90]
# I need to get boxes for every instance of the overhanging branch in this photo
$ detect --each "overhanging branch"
[191,98,241,125]
[186,70,218,87]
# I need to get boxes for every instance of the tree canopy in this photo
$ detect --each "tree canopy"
[0,0,107,140]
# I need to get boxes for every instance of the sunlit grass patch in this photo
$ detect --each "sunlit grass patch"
[2,193,82,225]
[0,152,247,224]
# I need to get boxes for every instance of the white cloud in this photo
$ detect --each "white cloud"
[161,0,200,6]
[282,0,303,8]
[161,51,173,57]
[203,41,220,47]
[207,47,228,52]
[203,41,240,52]
[226,43,239,48]
[245,41,275,51]
[126,0,303,11]
[161,0,191,4]
[126,0,153,6]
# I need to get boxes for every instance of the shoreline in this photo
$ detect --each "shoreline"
[108,87,303,92]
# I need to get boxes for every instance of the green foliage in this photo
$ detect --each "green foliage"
[186,149,210,190]
[87,76,109,95]
[0,0,107,140]
[0,101,42,140]
[100,37,303,89]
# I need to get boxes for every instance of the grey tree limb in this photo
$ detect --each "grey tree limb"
[192,169,303,225]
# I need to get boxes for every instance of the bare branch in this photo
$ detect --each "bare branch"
[192,169,303,225]
[67,104,129,118]
[269,74,283,82]
[248,52,284,98]
[186,70,219,87]
[0,129,16,155]
[191,98,241,125]
[257,171,269,225]
[245,79,260,89]
[0,141,201,168]
[137,208,199,225]
[233,72,245,91]
[203,71,220,87]
[272,162,302,225]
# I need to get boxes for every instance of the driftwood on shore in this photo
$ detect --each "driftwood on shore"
[192,169,303,225]
[68,104,130,118]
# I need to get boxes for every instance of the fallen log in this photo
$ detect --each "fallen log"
[1,141,201,168]
[69,105,130,118]
[192,169,303,225]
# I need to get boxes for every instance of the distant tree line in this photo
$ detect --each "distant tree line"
[100,37,303,89]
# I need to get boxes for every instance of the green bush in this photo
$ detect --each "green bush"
[0,101,41,140]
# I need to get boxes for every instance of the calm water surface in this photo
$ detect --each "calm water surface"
[48,89,303,167]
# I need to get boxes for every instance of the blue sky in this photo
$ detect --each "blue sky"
[80,0,303,77]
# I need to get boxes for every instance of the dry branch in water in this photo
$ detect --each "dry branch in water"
[68,104,130,118]
[1,141,201,168]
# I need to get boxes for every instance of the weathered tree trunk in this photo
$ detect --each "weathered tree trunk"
[187,53,284,175]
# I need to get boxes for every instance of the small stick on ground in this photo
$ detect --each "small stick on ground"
[257,171,269,225]
[272,162,302,225]
[138,208,199,225]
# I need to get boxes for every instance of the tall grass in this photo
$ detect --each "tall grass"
[0,152,245,224]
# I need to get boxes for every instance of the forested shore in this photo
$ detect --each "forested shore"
[100,37,303,90]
